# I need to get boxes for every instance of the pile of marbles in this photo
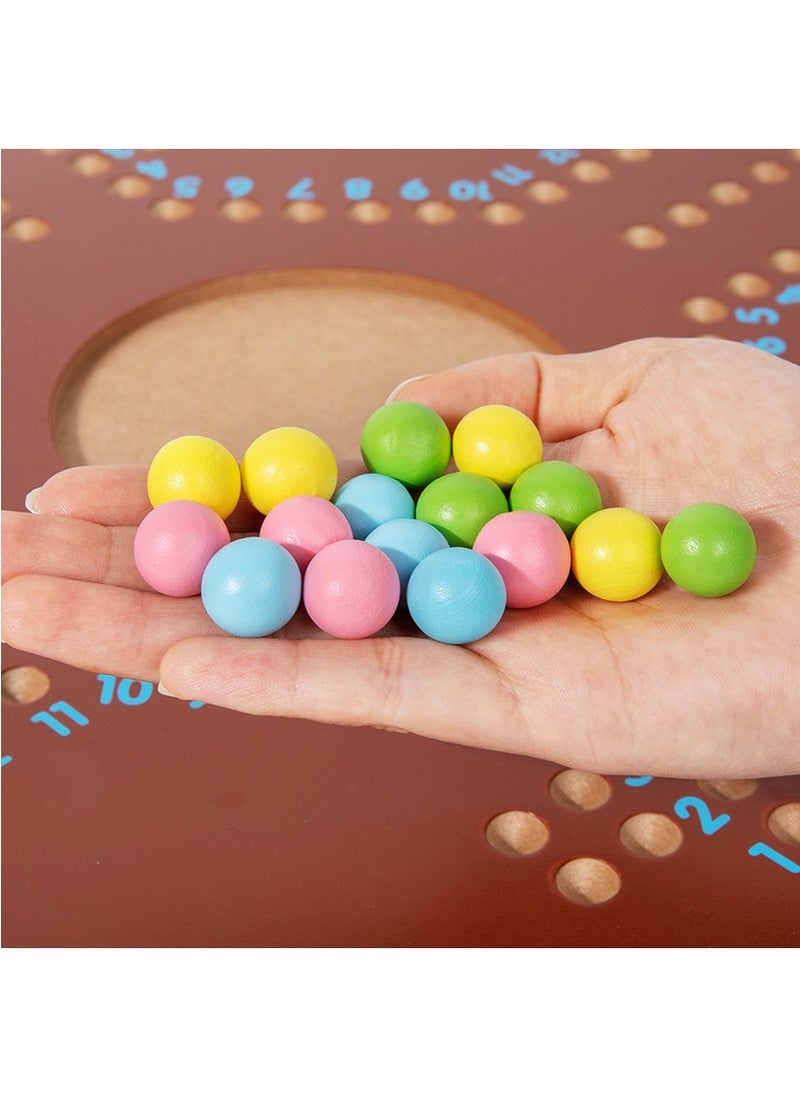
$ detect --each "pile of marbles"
[133,401,757,645]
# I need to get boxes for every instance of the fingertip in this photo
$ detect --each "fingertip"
[159,636,211,698]
[384,374,433,404]
[30,465,151,525]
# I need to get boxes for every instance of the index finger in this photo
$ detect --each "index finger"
[26,460,367,530]
[26,466,153,526]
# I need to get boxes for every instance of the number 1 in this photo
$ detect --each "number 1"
[748,842,800,874]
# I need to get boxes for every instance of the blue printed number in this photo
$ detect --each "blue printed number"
[98,674,154,706]
[748,842,800,874]
[225,176,254,200]
[776,284,800,306]
[173,175,202,200]
[539,149,579,165]
[448,179,493,202]
[625,775,654,787]
[344,177,373,201]
[399,178,430,201]
[491,163,535,187]
[30,701,89,737]
[673,795,731,835]
[735,306,779,326]
[100,149,135,159]
[136,158,168,181]
[743,336,787,355]
[287,177,315,200]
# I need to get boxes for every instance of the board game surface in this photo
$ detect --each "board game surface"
[3,149,798,946]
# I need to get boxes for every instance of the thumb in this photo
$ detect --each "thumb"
[158,634,523,750]
[386,341,652,449]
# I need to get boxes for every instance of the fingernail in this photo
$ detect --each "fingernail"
[384,374,433,404]
[157,681,179,698]
[25,488,42,514]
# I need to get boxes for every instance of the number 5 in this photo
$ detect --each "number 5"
[735,306,779,325]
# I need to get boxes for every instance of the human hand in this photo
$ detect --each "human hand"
[3,337,799,778]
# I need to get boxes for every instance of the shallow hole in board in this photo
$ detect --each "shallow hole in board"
[69,152,111,177]
[769,248,800,274]
[665,201,709,227]
[749,159,790,183]
[413,200,457,224]
[681,296,729,323]
[51,267,564,468]
[282,200,326,223]
[549,770,612,811]
[696,778,758,801]
[555,858,621,905]
[613,149,652,162]
[526,179,569,204]
[621,224,667,249]
[725,271,772,298]
[2,666,51,705]
[569,159,611,183]
[347,200,391,224]
[108,174,153,199]
[480,201,525,226]
[4,216,50,242]
[485,811,549,856]
[767,803,800,846]
[618,813,683,858]
[708,180,750,205]
[149,197,194,221]
[218,197,263,222]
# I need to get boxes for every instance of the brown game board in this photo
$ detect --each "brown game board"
[2,149,799,946]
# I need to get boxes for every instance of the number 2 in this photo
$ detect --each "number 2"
[673,795,731,834]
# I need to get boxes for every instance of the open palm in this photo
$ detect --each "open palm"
[4,337,799,778]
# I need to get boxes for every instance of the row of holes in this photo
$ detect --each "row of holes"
[5,151,796,236]
[6,203,797,330]
[488,797,800,854]
[57,147,799,192]
[680,252,800,323]
[486,800,800,905]
[621,167,797,254]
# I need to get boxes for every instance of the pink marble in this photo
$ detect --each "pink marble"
[134,500,230,597]
[473,510,570,608]
[303,539,401,639]
[259,494,352,573]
